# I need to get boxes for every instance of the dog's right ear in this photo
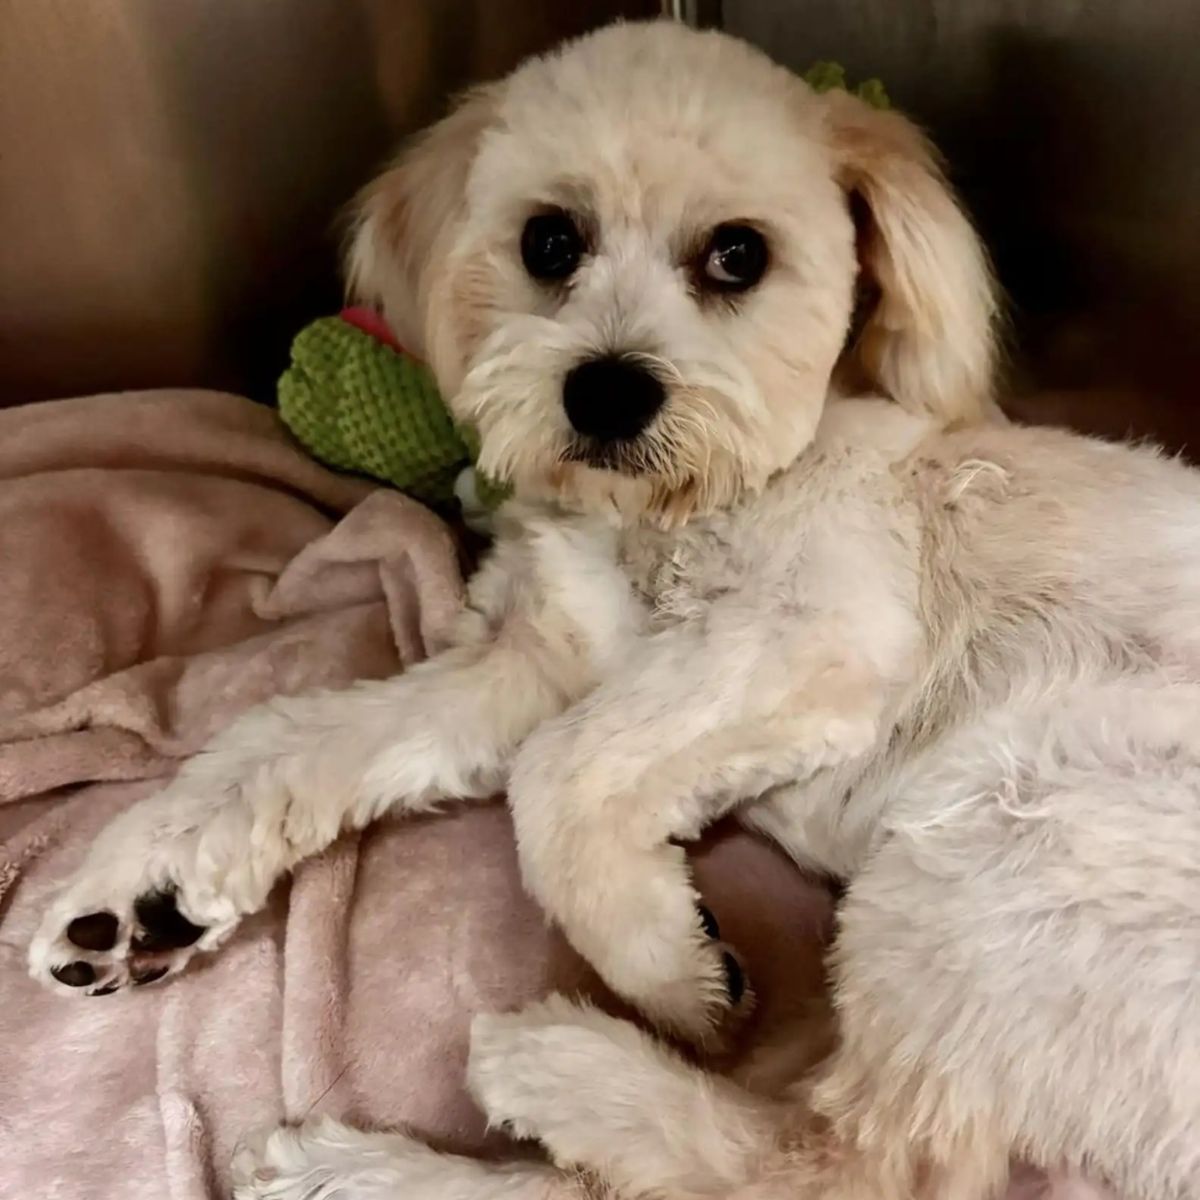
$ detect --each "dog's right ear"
[344,85,498,360]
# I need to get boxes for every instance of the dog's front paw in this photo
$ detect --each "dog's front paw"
[28,791,252,997]
[554,869,754,1045]
[604,900,753,1045]
[29,883,220,998]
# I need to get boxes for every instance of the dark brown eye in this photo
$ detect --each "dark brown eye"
[701,223,768,292]
[521,209,584,281]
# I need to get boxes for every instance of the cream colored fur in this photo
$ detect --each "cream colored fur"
[31,20,1196,1200]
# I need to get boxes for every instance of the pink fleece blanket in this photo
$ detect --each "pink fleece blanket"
[0,390,1098,1199]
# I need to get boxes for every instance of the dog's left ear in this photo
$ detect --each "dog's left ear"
[824,90,1000,426]
[344,84,499,363]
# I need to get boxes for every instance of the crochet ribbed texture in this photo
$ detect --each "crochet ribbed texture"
[278,316,508,509]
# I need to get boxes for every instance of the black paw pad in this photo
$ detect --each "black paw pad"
[697,906,720,940]
[131,890,205,951]
[721,952,745,1006]
[66,911,119,951]
[132,965,169,986]
[51,961,96,988]
[90,982,120,996]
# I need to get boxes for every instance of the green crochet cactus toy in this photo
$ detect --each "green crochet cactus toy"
[278,307,509,514]
[276,65,887,517]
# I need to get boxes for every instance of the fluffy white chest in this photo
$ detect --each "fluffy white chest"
[493,399,929,639]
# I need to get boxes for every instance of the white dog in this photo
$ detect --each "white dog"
[30,20,1198,1200]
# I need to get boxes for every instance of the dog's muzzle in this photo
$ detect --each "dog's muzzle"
[562,355,665,444]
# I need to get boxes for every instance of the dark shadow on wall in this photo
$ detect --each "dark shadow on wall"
[943,27,1200,453]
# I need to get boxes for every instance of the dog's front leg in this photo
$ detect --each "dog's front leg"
[508,599,917,1040]
[29,613,597,997]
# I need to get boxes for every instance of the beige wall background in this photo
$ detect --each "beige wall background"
[0,0,651,404]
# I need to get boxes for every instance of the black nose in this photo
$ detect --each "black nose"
[562,355,665,443]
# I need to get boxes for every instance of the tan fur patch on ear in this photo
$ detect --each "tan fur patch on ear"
[824,89,1000,428]
[344,84,500,362]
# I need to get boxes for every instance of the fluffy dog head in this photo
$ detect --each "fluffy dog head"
[348,21,997,522]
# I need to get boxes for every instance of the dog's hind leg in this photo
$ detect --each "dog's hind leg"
[463,996,996,1200]
[463,995,1015,1200]
[467,995,786,1200]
